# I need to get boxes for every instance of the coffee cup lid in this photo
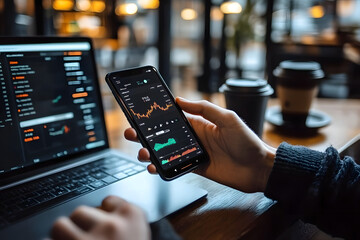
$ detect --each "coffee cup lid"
[273,60,324,80]
[219,78,274,95]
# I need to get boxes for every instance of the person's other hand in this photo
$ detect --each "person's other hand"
[51,196,150,240]
[124,97,275,193]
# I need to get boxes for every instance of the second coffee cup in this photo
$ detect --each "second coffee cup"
[273,60,325,125]
[219,78,273,137]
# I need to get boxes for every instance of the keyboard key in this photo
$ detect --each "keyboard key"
[133,165,145,172]
[104,163,135,175]
[90,160,106,167]
[5,191,79,223]
[79,176,97,184]
[17,199,39,209]
[103,160,127,170]
[92,172,109,179]
[23,191,39,199]
[114,172,128,180]
[50,187,70,197]
[89,167,102,174]
[124,168,134,174]
[125,170,138,176]
[35,193,56,203]
[75,186,93,194]
[101,176,118,184]
[103,157,120,164]
[37,187,52,196]
[65,183,83,191]
[90,181,106,189]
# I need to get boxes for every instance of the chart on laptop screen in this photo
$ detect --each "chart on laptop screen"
[0,42,106,174]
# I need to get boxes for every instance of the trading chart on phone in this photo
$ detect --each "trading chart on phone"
[112,70,203,169]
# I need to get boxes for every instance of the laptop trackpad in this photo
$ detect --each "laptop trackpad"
[1,172,207,239]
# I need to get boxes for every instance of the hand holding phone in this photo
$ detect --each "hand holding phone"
[105,66,209,180]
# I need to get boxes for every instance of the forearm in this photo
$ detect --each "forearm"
[264,143,324,207]
[264,142,360,239]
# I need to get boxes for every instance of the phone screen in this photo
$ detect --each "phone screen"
[106,66,208,180]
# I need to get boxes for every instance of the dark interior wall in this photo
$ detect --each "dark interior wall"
[0,0,16,35]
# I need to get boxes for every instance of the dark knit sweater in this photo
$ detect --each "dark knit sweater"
[265,142,360,239]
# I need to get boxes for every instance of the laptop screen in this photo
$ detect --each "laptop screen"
[0,37,108,176]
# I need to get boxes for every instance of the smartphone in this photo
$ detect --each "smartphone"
[339,134,360,164]
[105,66,209,180]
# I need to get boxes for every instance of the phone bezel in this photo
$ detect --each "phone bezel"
[105,66,209,180]
[339,134,360,163]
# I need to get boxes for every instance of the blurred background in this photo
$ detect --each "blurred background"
[1,0,360,108]
[2,2,359,238]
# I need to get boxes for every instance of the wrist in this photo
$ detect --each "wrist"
[259,144,275,192]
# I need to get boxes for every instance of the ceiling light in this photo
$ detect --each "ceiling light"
[91,1,106,13]
[309,5,325,18]
[138,0,159,9]
[220,1,242,14]
[181,8,198,21]
[76,0,91,11]
[53,0,74,11]
[116,3,138,16]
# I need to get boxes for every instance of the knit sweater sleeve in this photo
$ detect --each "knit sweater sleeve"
[264,142,360,239]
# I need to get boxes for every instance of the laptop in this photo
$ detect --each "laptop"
[0,37,207,239]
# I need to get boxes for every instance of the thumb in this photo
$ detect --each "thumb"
[176,97,236,127]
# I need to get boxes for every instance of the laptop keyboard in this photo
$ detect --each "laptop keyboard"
[0,156,145,229]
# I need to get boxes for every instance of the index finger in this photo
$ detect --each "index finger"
[70,206,108,231]
[176,97,236,127]
[51,217,86,240]
[101,196,129,212]
[101,196,141,216]
[124,128,139,142]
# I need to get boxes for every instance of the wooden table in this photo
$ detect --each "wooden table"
[105,98,360,240]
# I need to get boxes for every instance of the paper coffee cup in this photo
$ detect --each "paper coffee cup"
[273,61,324,124]
[219,78,273,137]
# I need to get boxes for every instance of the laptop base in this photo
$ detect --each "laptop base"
[0,171,207,239]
